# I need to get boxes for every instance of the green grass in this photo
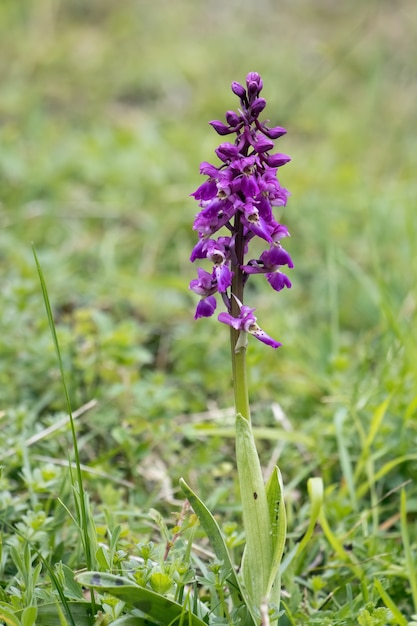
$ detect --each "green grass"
[1,0,417,624]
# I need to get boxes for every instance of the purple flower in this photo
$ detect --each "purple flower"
[242,245,293,291]
[218,301,281,349]
[189,72,292,347]
[195,296,217,319]
[192,199,235,236]
[189,269,218,320]
[189,268,217,298]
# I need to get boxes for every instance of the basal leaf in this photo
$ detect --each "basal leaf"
[236,413,272,613]
[265,466,287,607]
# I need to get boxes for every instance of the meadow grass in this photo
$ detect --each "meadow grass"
[1,0,417,624]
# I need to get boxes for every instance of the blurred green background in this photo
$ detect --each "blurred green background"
[2,2,417,617]
[1,0,417,495]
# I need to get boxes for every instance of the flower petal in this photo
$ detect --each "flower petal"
[218,311,242,330]
[195,296,217,319]
[266,272,292,291]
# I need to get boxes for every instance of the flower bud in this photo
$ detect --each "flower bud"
[209,120,231,135]
[246,72,263,94]
[231,81,246,98]
[250,98,266,117]
[253,134,274,154]
[225,110,241,126]
[264,152,291,167]
[215,142,239,162]
[261,125,287,139]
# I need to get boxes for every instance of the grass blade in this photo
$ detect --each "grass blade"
[374,579,407,626]
[281,477,323,575]
[400,488,417,612]
[334,408,357,511]
[32,248,96,598]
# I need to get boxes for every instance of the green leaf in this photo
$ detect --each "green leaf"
[265,466,287,606]
[319,508,363,580]
[281,477,323,574]
[33,247,96,575]
[21,607,37,626]
[356,454,417,499]
[58,563,85,600]
[76,572,207,626]
[236,413,272,611]
[400,488,417,612]
[295,477,323,558]
[15,602,94,626]
[354,397,391,483]
[0,604,21,626]
[112,618,159,626]
[334,407,357,510]
[179,477,256,625]
[374,579,407,626]
[183,424,313,447]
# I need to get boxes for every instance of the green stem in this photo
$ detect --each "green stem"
[230,332,251,421]
[230,212,251,423]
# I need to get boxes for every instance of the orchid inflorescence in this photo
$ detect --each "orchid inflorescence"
[190,72,293,348]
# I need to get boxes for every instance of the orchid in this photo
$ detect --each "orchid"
[186,75,297,622]
[218,298,282,349]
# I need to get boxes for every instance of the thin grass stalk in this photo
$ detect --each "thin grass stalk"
[33,247,96,614]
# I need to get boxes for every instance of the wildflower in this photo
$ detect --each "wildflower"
[189,72,292,347]
[218,300,282,349]
[242,245,293,291]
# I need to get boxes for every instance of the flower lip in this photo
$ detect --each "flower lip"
[194,296,217,319]
[218,301,281,349]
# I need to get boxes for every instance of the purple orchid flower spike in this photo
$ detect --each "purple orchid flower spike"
[189,72,293,348]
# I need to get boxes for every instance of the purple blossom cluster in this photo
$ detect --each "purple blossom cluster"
[189,72,293,349]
